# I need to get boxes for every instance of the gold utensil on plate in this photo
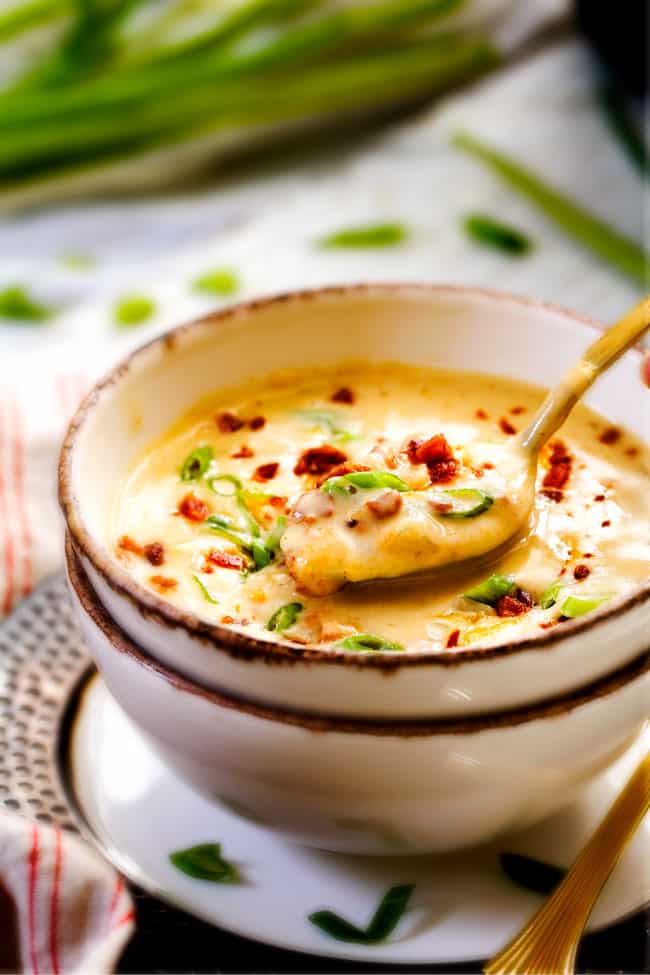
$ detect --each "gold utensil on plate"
[485,749,650,975]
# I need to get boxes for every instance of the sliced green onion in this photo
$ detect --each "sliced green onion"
[204,514,253,553]
[267,601,303,632]
[60,252,95,269]
[192,574,219,605]
[309,883,414,943]
[169,843,237,882]
[463,213,532,255]
[319,222,408,248]
[181,446,214,481]
[453,131,648,286]
[114,294,155,327]
[263,515,286,558]
[435,488,494,518]
[336,633,404,652]
[296,408,358,443]
[207,473,261,536]
[0,285,53,322]
[464,573,515,606]
[205,512,284,571]
[322,471,409,495]
[559,593,612,618]
[540,579,564,610]
[499,853,565,896]
[193,268,239,296]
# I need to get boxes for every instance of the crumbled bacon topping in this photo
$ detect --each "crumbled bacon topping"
[178,492,210,522]
[144,542,164,566]
[366,489,402,519]
[231,445,254,459]
[495,588,533,617]
[249,415,266,430]
[599,426,621,445]
[216,411,244,433]
[510,405,527,415]
[499,417,517,436]
[446,628,460,648]
[149,575,177,593]
[475,409,488,420]
[118,535,143,557]
[573,563,590,581]
[294,444,348,476]
[594,493,606,502]
[542,440,572,501]
[269,495,287,508]
[331,386,355,404]
[601,519,611,527]
[207,549,247,572]
[252,462,279,482]
[406,434,459,485]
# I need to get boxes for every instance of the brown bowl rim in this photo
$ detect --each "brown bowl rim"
[66,535,649,736]
[58,282,650,670]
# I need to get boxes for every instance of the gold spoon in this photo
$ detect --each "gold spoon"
[281,296,650,596]
[485,749,650,975]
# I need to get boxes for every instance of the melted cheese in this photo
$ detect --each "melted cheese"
[110,363,650,652]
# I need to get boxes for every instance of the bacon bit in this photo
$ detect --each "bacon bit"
[446,628,460,648]
[366,489,402,519]
[346,518,359,528]
[573,563,590,581]
[407,434,459,485]
[542,440,572,501]
[471,466,485,479]
[144,542,164,566]
[583,553,594,558]
[231,445,254,459]
[149,575,177,593]
[599,426,621,445]
[207,550,247,572]
[495,589,533,617]
[317,462,370,487]
[221,615,235,624]
[482,461,495,470]
[294,444,348,476]
[118,535,143,557]
[625,446,639,457]
[216,411,244,433]
[428,497,453,514]
[539,621,557,630]
[331,386,355,405]
[594,494,606,502]
[269,495,287,508]
[499,417,517,436]
[252,462,279,482]
[249,415,266,431]
[601,519,611,527]
[510,405,527,415]
[559,567,567,575]
[178,492,210,522]
[475,409,489,420]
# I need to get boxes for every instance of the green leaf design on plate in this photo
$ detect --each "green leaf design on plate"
[309,883,415,943]
[319,223,408,248]
[0,285,53,323]
[114,294,156,327]
[169,843,237,883]
[463,213,532,255]
[193,268,240,296]
[499,852,566,895]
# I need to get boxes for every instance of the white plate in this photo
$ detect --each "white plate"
[65,674,649,966]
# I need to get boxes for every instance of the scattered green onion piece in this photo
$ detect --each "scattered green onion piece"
[309,883,414,943]
[267,601,303,632]
[296,408,357,443]
[180,446,214,481]
[61,252,95,269]
[336,633,404,652]
[463,213,532,255]
[251,540,272,571]
[204,514,253,553]
[114,294,155,327]
[499,853,566,896]
[322,471,409,495]
[264,515,286,558]
[436,488,494,518]
[453,131,648,286]
[193,268,240,296]
[0,285,53,322]
[169,843,237,882]
[464,573,515,606]
[540,579,564,610]
[192,574,219,605]
[207,473,261,536]
[559,593,611,618]
[319,222,408,248]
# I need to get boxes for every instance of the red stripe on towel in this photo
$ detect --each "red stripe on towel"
[27,825,40,975]
[49,828,63,975]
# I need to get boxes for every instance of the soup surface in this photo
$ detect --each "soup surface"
[111,364,649,652]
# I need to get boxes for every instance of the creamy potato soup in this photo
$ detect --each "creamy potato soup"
[111,364,649,653]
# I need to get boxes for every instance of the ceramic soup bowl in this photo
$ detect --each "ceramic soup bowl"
[66,537,649,855]
[59,285,649,719]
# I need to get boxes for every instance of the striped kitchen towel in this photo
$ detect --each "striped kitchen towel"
[0,810,134,974]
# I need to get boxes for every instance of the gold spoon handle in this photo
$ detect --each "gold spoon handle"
[520,295,650,454]
[485,750,650,975]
